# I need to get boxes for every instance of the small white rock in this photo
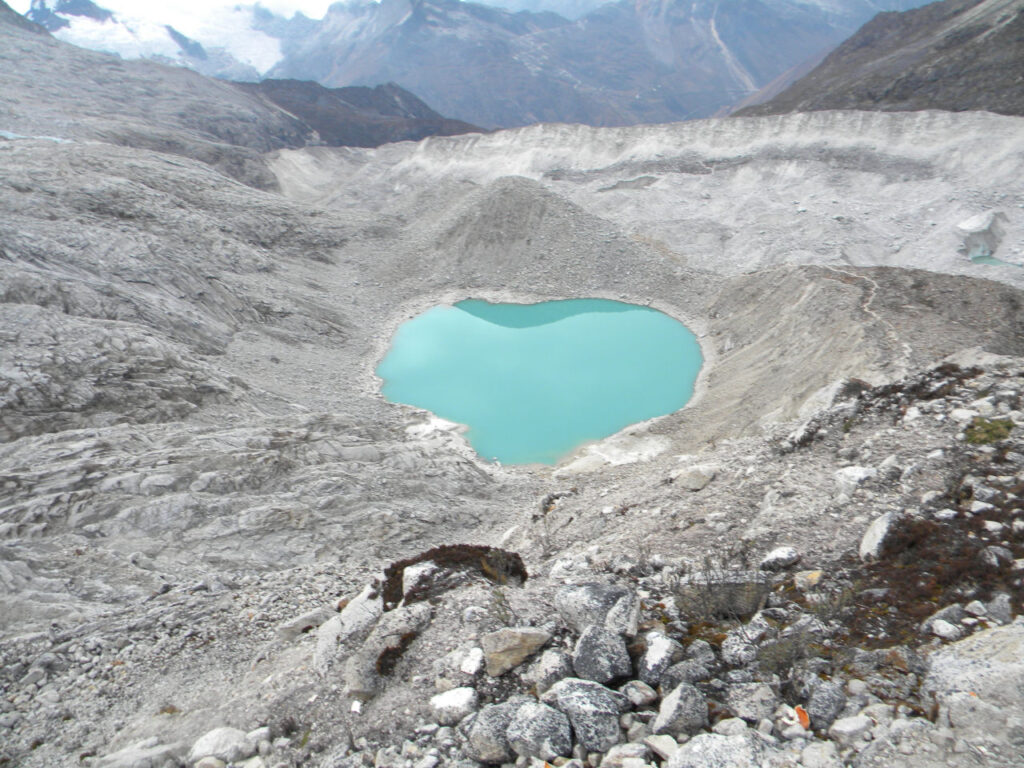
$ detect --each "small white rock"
[429,687,478,725]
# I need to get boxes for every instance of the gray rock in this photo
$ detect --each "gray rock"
[188,727,254,764]
[541,677,628,752]
[522,648,575,694]
[666,732,766,768]
[712,717,749,736]
[619,679,658,707]
[572,625,631,684]
[859,511,895,561]
[637,632,685,686]
[94,739,183,768]
[759,546,800,571]
[481,626,551,676]
[924,623,1024,710]
[660,660,711,689]
[920,604,965,635]
[463,700,524,765]
[724,682,777,723]
[344,602,432,698]
[429,687,478,726]
[601,742,650,767]
[275,605,335,641]
[800,740,842,768]
[555,583,638,636]
[827,714,873,745]
[806,682,845,730]
[644,733,680,760]
[671,465,716,491]
[677,571,769,620]
[980,545,1014,568]
[686,639,717,667]
[720,633,758,667]
[651,683,708,738]
[506,701,572,761]
[986,592,1013,625]
[931,619,963,640]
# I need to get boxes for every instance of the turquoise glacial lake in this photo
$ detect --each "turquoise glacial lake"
[377,299,703,465]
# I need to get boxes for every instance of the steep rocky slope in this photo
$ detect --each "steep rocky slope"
[235,80,481,148]
[737,0,1024,117]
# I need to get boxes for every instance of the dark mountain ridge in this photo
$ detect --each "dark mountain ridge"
[236,79,482,147]
[737,0,1024,116]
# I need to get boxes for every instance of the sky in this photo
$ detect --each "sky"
[6,1,338,19]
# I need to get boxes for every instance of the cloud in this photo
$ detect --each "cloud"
[8,1,338,20]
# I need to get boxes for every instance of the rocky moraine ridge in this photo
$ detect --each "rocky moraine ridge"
[2,4,1024,768]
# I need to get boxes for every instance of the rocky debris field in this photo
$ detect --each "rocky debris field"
[2,18,1024,766]
[3,358,1023,768]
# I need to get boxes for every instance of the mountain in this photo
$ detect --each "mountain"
[737,0,1024,116]
[236,79,482,146]
[24,0,275,80]
[266,0,933,127]
[0,5,478,190]
[21,0,933,127]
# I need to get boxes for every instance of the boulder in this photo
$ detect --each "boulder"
[343,602,432,698]
[542,677,628,752]
[555,583,638,636]
[924,623,1024,710]
[859,512,895,561]
[572,625,631,684]
[827,714,872,746]
[666,732,766,768]
[620,680,658,707]
[651,683,708,738]
[463,699,524,765]
[806,681,845,730]
[637,632,685,686]
[759,547,800,571]
[724,682,777,724]
[522,648,574,694]
[188,728,254,764]
[481,626,550,676]
[506,701,572,761]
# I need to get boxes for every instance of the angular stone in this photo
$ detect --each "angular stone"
[651,683,708,738]
[827,714,873,745]
[275,606,335,641]
[429,686,477,726]
[724,682,777,724]
[666,732,765,768]
[188,727,254,764]
[481,626,551,676]
[572,625,631,684]
[661,660,711,689]
[800,741,842,768]
[637,632,684,686]
[644,733,679,761]
[94,740,183,768]
[986,592,1013,625]
[759,547,800,571]
[806,682,845,730]
[541,677,627,752]
[671,465,716,491]
[620,679,658,707]
[555,583,638,636]
[859,511,895,561]
[506,701,572,761]
[601,742,650,767]
[344,602,432,698]
[522,648,574,694]
[464,700,522,765]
